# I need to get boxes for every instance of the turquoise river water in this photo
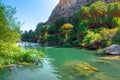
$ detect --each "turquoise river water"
[0,47,120,80]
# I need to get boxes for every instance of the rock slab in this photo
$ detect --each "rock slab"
[104,44,120,55]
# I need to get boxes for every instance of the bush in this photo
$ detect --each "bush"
[112,29,120,44]
[62,43,72,47]
[0,42,21,57]
[111,17,120,27]
[61,23,73,29]
[0,42,43,66]
[54,17,67,27]
[22,49,43,62]
[99,28,119,46]
[81,30,102,49]
[76,20,89,32]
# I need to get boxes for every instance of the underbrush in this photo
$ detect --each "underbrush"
[0,42,43,68]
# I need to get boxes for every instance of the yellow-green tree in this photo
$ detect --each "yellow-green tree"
[60,23,73,43]
[0,2,20,43]
[89,1,106,25]
[107,2,120,20]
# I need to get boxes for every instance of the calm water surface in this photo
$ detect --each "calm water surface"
[0,47,120,80]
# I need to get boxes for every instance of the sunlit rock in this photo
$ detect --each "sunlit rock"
[104,44,120,55]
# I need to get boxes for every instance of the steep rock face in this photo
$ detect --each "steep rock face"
[47,0,117,24]
[47,0,90,24]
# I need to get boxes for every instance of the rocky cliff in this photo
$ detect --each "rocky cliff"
[47,0,117,24]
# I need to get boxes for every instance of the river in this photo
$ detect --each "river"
[0,47,120,80]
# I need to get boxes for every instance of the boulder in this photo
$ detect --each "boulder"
[104,44,120,55]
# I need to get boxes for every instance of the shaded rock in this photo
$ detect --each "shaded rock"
[104,44,120,55]
[9,67,12,71]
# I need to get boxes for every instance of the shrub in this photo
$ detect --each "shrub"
[112,29,120,44]
[22,49,43,62]
[61,23,73,30]
[81,30,102,49]
[54,17,67,27]
[77,20,89,32]
[0,42,43,66]
[62,43,72,47]
[99,28,119,46]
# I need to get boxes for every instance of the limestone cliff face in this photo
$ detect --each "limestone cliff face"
[47,0,117,24]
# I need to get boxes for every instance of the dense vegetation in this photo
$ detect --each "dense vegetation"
[22,1,120,49]
[0,2,43,67]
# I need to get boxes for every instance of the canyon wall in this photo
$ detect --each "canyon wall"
[46,0,118,24]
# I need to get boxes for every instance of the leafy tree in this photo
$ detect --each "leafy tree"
[54,17,68,27]
[89,1,106,26]
[81,30,102,49]
[81,6,90,19]
[22,30,36,42]
[24,1,120,49]
[112,29,120,44]
[0,2,20,43]
[38,25,49,44]
[107,2,120,20]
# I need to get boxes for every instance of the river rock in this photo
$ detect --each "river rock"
[104,44,120,55]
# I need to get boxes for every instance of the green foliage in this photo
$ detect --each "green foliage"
[77,20,89,32]
[61,23,73,29]
[22,49,43,62]
[54,17,67,27]
[48,24,57,33]
[99,28,119,45]
[112,29,120,44]
[0,1,20,43]
[69,9,82,26]
[0,2,21,33]
[0,2,44,67]
[0,1,20,62]
[22,30,35,42]
[107,2,120,18]
[62,43,72,47]
[89,1,106,18]
[111,17,120,27]
[0,42,43,66]
[23,1,120,49]
[81,30,102,49]
[81,6,90,19]
[0,26,20,43]
[38,25,50,43]
[57,23,74,44]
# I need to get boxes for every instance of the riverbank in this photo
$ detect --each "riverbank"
[0,43,43,68]
[0,62,33,69]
